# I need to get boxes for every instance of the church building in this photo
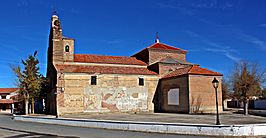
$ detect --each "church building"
[46,14,223,116]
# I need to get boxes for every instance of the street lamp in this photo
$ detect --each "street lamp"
[212,77,221,125]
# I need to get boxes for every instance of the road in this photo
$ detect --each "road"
[0,114,209,138]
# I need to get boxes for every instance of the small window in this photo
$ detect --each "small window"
[139,78,144,86]
[168,88,179,105]
[91,76,97,85]
[65,45,69,52]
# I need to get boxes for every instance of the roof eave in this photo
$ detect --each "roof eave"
[188,73,223,76]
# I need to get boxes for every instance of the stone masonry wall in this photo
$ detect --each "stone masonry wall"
[57,73,159,115]
[189,75,222,114]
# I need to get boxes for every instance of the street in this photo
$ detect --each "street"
[0,114,208,138]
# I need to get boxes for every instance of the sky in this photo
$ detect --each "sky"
[0,0,266,88]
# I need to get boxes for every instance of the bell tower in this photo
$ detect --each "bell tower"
[48,14,64,63]
[48,14,74,64]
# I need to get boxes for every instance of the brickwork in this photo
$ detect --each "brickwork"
[158,63,188,76]
[63,38,74,62]
[189,75,223,113]
[50,15,64,63]
[158,76,189,113]
[148,49,186,65]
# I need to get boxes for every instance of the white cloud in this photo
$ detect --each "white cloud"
[259,24,266,27]
[239,33,266,51]
[224,52,241,62]
[185,30,240,62]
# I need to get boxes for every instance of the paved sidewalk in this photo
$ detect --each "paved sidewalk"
[61,112,266,125]
[14,112,266,136]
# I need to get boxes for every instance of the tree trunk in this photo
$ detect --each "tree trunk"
[31,98,35,114]
[25,100,28,115]
[243,98,249,115]
[222,99,225,111]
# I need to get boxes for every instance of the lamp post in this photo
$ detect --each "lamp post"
[212,77,220,125]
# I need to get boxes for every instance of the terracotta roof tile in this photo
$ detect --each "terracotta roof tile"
[188,65,223,76]
[132,42,187,56]
[55,64,158,75]
[74,54,147,66]
[148,43,186,52]
[163,66,192,78]
[0,99,14,104]
[163,65,223,79]
[0,88,19,94]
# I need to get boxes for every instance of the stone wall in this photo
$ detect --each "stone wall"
[57,73,159,115]
[189,75,222,113]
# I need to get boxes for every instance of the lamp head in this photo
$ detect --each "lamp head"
[212,77,219,88]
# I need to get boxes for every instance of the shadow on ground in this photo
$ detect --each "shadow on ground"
[0,126,79,138]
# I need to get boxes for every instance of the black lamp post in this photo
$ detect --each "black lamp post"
[212,77,221,125]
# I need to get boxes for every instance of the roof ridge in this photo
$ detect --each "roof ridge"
[188,65,198,73]
[74,54,147,66]
[148,42,181,50]
[132,42,187,57]
[162,65,192,78]
[162,65,222,79]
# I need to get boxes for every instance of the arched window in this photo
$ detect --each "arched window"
[65,45,69,52]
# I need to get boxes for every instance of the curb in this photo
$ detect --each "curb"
[13,115,266,136]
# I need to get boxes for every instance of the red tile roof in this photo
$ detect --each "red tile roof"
[55,64,158,75]
[148,43,186,52]
[132,42,187,56]
[74,54,147,66]
[0,99,14,104]
[163,65,223,79]
[0,88,19,94]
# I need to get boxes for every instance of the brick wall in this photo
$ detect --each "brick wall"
[63,38,74,62]
[148,49,186,65]
[189,75,223,113]
[159,63,188,76]
[132,49,149,64]
[157,75,189,113]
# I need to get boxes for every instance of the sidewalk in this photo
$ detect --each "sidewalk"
[13,112,266,137]
[61,112,266,125]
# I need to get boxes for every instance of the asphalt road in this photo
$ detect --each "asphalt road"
[0,114,210,138]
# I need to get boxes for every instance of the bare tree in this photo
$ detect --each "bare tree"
[231,61,265,115]
[222,79,230,110]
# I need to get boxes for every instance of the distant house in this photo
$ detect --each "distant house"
[46,14,223,116]
[0,88,19,113]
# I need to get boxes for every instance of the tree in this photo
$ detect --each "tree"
[231,61,265,115]
[12,51,45,114]
[222,79,230,110]
[262,88,266,98]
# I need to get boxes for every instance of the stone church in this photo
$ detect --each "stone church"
[46,14,223,116]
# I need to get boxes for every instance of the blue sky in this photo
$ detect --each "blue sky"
[0,0,266,87]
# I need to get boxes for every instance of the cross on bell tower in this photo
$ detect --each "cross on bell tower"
[155,32,160,43]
